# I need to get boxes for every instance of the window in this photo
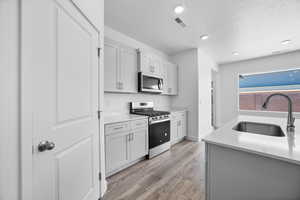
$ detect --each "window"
[239,69,300,112]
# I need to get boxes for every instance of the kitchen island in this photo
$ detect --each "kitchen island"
[203,115,300,200]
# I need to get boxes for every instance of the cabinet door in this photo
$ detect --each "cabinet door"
[161,62,169,94]
[170,114,178,144]
[181,112,187,137]
[130,129,148,161]
[150,57,161,76]
[105,132,130,174]
[119,46,138,93]
[138,52,151,74]
[104,41,119,92]
[177,119,183,139]
[139,52,162,76]
[167,63,178,95]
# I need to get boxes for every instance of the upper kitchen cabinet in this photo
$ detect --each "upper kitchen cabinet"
[162,61,178,95]
[138,51,162,77]
[72,0,103,30]
[104,38,138,93]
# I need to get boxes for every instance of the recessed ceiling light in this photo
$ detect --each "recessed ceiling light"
[232,51,239,56]
[200,34,209,40]
[281,40,291,45]
[174,5,185,14]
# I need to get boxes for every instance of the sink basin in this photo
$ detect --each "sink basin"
[233,121,285,137]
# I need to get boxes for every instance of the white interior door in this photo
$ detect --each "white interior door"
[31,0,100,200]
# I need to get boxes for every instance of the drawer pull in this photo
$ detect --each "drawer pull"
[113,126,124,130]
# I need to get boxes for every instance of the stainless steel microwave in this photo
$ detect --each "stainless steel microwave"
[138,72,163,94]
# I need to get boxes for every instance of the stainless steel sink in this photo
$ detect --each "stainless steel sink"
[233,121,285,137]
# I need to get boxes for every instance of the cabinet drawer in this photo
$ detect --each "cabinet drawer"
[105,122,130,135]
[131,119,148,130]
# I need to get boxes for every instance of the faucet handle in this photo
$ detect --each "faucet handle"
[292,117,295,124]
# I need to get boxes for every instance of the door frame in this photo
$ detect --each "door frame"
[20,0,34,199]
[20,1,103,199]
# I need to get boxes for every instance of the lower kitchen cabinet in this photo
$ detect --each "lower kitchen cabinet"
[105,119,148,176]
[170,111,187,145]
[130,129,148,161]
[105,132,130,174]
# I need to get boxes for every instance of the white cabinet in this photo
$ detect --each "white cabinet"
[105,119,148,176]
[138,51,162,76]
[119,47,138,93]
[131,129,148,161]
[162,62,178,95]
[105,132,130,173]
[104,38,138,93]
[104,41,119,92]
[170,111,187,145]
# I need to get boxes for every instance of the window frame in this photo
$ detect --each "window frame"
[237,68,300,118]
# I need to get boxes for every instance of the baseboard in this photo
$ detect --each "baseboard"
[171,137,185,145]
[186,136,201,142]
[101,179,107,197]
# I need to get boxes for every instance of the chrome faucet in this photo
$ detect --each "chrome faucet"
[262,93,295,131]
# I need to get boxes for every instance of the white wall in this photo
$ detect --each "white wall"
[170,48,217,141]
[104,93,171,114]
[0,0,19,200]
[105,26,169,60]
[171,49,199,141]
[198,49,218,137]
[104,26,172,113]
[217,50,300,126]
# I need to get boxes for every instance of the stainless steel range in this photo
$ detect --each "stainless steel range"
[130,102,170,158]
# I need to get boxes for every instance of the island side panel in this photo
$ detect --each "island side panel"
[205,143,300,200]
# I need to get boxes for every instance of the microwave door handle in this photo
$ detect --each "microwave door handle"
[159,79,163,90]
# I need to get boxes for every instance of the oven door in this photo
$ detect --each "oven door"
[138,72,163,93]
[149,120,170,149]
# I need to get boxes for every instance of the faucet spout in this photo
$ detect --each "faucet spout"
[262,93,295,131]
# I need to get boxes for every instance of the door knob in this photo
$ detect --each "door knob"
[38,141,55,152]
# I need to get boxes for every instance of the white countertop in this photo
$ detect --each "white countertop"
[203,115,300,165]
[103,113,148,124]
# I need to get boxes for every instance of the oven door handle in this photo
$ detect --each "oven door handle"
[149,118,170,125]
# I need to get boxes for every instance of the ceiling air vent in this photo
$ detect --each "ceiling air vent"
[174,17,186,28]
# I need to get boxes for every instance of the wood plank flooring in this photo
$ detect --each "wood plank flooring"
[103,140,206,200]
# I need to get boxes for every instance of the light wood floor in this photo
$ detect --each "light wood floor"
[103,140,206,200]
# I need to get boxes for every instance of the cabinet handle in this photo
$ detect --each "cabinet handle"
[177,121,181,126]
[128,133,133,141]
[150,66,155,73]
[113,126,123,130]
